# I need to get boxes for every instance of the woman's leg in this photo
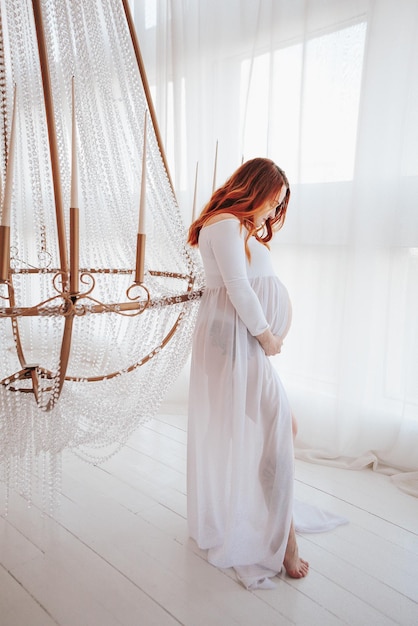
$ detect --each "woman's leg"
[284,414,309,577]
[283,520,309,578]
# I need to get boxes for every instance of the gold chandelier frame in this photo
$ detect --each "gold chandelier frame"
[0,0,200,411]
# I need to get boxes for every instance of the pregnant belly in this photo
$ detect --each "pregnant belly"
[255,277,292,339]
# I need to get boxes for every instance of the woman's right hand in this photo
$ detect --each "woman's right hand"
[256,329,283,356]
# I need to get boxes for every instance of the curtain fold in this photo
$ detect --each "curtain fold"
[134,0,418,495]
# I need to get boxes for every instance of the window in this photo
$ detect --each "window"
[241,21,367,183]
[144,0,157,29]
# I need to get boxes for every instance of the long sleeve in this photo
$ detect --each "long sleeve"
[200,219,269,336]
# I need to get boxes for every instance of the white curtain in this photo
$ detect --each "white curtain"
[132,0,418,495]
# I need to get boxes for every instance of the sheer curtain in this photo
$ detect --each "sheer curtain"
[132,0,418,495]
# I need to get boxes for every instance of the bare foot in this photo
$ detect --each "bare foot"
[283,521,309,578]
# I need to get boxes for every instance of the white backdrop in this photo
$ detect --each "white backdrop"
[132,0,418,495]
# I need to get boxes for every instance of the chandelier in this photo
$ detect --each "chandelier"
[0,0,202,508]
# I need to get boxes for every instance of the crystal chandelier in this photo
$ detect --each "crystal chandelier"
[0,0,202,508]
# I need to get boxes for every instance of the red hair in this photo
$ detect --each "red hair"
[187,157,290,259]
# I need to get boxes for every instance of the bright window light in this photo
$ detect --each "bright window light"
[145,0,157,29]
[241,21,367,183]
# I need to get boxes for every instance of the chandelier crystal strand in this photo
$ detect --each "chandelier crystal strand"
[0,8,7,184]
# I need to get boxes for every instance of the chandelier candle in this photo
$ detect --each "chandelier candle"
[192,161,199,223]
[135,111,147,284]
[70,76,79,295]
[0,84,16,282]
[212,139,218,193]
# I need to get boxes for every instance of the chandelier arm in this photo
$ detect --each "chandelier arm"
[120,0,176,200]
[65,310,185,383]
[31,0,69,280]
[120,1,199,278]
[41,314,74,410]
[8,269,194,278]
[0,8,7,166]
[8,279,29,369]
[0,289,203,319]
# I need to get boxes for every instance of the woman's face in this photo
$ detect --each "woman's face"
[255,185,287,227]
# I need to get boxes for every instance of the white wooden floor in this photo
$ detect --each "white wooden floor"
[0,412,417,626]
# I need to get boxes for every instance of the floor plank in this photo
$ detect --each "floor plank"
[0,564,58,626]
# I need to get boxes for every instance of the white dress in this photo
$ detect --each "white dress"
[187,218,347,589]
[187,218,296,589]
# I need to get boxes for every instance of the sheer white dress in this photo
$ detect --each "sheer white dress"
[187,218,346,590]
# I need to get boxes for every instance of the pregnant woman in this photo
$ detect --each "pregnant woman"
[187,158,308,590]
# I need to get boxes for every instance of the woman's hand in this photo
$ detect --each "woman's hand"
[255,329,283,356]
